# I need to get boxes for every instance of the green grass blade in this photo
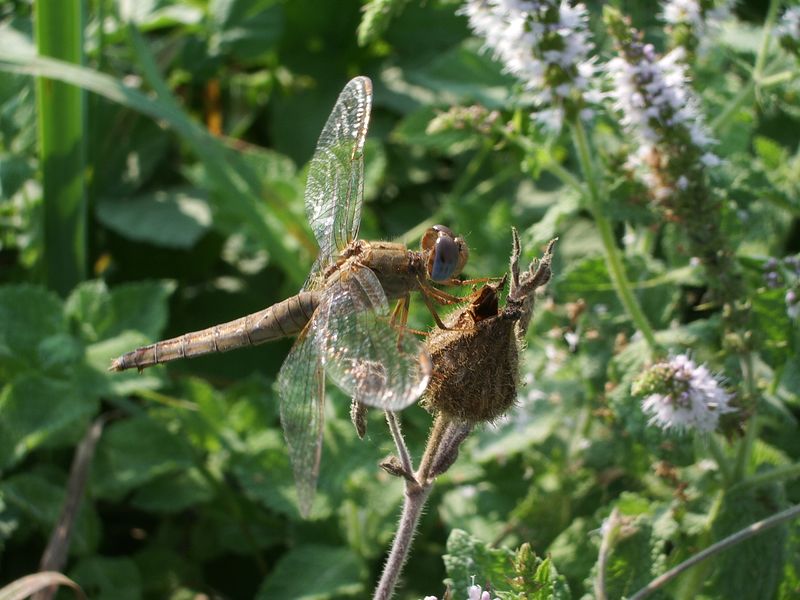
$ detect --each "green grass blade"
[35,0,87,295]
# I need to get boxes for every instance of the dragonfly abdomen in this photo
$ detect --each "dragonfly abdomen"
[109,291,320,371]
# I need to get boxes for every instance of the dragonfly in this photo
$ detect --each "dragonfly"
[110,76,471,516]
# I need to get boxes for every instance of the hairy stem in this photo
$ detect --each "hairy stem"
[373,482,434,600]
[386,411,414,477]
[374,414,453,599]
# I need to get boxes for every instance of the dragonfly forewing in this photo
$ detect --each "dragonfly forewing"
[303,76,371,286]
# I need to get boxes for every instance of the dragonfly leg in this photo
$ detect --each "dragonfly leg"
[440,275,505,287]
[420,286,450,330]
[418,279,464,305]
[390,295,411,351]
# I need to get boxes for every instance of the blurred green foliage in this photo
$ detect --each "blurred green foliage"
[1,0,799,599]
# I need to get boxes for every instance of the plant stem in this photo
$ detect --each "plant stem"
[373,481,433,600]
[570,119,659,354]
[711,0,785,134]
[630,503,800,600]
[706,435,732,484]
[732,462,800,492]
[385,411,414,477]
[374,414,452,599]
[36,0,86,295]
[753,0,781,81]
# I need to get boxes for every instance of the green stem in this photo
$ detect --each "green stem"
[712,0,786,134]
[570,119,659,354]
[706,435,732,484]
[709,79,755,134]
[753,0,782,80]
[732,462,800,492]
[516,135,585,195]
[36,0,87,295]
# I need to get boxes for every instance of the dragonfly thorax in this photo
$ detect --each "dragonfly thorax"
[331,239,426,301]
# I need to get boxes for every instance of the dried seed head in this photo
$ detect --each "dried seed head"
[423,230,557,424]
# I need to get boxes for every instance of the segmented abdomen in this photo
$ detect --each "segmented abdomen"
[109,291,319,371]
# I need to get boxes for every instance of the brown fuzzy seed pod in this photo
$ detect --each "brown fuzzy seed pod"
[423,280,522,424]
[422,231,556,425]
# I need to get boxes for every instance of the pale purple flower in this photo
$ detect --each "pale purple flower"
[661,0,732,31]
[639,354,735,433]
[777,7,800,43]
[468,580,499,600]
[461,0,597,130]
[787,289,799,320]
[607,41,718,198]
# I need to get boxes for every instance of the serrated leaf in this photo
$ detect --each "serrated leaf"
[70,556,141,600]
[706,485,787,599]
[0,471,100,555]
[230,429,320,520]
[91,416,194,500]
[444,529,515,597]
[597,513,658,600]
[0,284,66,375]
[255,545,365,599]
[0,374,99,470]
[66,279,176,343]
[95,189,211,249]
[754,136,788,171]
[751,287,794,367]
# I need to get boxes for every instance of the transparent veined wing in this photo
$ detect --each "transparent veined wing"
[277,329,325,518]
[303,76,372,290]
[314,264,431,411]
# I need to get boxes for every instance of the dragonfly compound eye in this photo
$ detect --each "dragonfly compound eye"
[430,234,459,281]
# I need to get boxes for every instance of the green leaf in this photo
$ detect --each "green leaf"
[65,279,176,343]
[230,429,311,519]
[444,529,515,597]
[0,284,66,375]
[70,556,142,600]
[95,189,211,249]
[209,0,284,62]
[255,544,365,599]
[0,374,98,470]
[0,470,100,555]
[443,529,571,599]
[131,469,213,514]
[407,42,517,108]
[91,416,195,500]
[754,136,788,171]
[706,484,788,599]
[751,287,794,367]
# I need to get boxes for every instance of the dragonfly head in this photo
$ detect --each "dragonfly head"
[421,225,469,282]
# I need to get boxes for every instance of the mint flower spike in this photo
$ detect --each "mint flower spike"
[606,22,719,201]
[634,354,736,434]
[460,0,599,130]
